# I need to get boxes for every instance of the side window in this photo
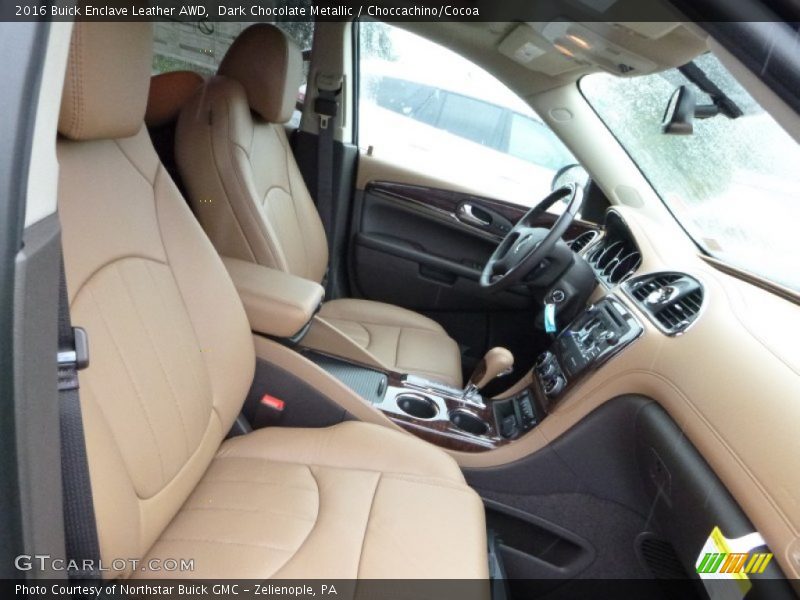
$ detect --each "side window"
[152,21,314,127]
[437,94,504,147]
[507,115,571,170]
[358,21,576,207]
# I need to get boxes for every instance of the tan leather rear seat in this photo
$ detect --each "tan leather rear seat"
[56,22,488,580]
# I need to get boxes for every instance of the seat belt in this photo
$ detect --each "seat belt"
[314,73,343,295]
[57,258,100,580]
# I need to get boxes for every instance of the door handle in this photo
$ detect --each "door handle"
[457,203,492,227]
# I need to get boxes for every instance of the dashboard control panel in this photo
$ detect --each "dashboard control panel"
[534,295,642,403]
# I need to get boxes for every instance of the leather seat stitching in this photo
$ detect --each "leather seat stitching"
[67,254,168,302]
[70,24,82,137]
[318,317,443,334]
[182,506,315,522]
[116,262,193,458]
[323,318,371,348]
[86,285,167,484]
[267,465,322,577]
[114,138,157,184]
[157,537,296,552]
[150,167,227,424]
[356,472,381,579]
[213,90,276,266]
[200,477,317,492]
[143,260,208,410]
[221,97,286,271]
[392,327,401,367]
[193,88,257,262]
[272,125,311,279]
[211,457,462,486]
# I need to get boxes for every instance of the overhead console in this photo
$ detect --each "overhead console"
[533,295,643,404]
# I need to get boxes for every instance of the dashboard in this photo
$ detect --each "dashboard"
[490,204,800,583]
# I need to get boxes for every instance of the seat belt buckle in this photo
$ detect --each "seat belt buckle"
[58,327,89,370]
[58,327,89,391]
[315,73,343,130]
[314,97,338,129]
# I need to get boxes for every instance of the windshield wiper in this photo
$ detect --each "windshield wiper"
[678,61,744,119]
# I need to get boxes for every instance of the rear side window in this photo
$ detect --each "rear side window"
[151,21,314,127]
[152,21,314,76]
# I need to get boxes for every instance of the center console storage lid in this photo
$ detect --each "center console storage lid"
[222,257,324,338]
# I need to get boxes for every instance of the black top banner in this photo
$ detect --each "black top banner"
[2,0,795,22]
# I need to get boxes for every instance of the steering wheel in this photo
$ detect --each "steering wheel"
[480,183,583,292]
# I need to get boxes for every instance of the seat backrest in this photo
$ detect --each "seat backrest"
[57,22,255,575]
[176,24,328,284]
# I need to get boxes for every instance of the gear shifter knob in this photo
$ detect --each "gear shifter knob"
[469,347,514,390]
[461,347,515,407]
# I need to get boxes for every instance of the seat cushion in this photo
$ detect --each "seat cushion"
[138,422,488,579]
[318,299,463,388]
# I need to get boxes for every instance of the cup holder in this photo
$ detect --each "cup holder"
[450,410,490,436]
[396,394,439,420]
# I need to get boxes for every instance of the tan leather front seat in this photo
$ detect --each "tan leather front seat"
[176,24,463,388]
[57,22,487,580]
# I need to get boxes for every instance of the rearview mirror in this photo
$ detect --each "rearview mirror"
[662,86,696,135]
[662,85,723,135]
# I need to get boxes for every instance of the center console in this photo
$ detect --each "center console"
[304,351,546,452]
[303,294,642,453]
[379,374,545,451]
[532,295,642,404]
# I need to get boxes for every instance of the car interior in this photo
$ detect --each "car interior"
[3,4,800,599]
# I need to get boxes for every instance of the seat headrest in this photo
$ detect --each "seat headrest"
[217,24,303,124]
[145,71,204,128]
[59,22,153,141]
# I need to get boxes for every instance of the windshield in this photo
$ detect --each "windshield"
[581,53,800,293]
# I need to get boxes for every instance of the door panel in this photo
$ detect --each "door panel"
[350,178,599,311]
[352,182,534,312]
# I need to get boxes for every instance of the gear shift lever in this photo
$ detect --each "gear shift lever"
[462,347,514,407]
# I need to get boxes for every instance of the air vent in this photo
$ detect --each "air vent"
[624,272,704,335]
[588,211,642,287]
[587,237,641,285]
[568,230,600,254]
